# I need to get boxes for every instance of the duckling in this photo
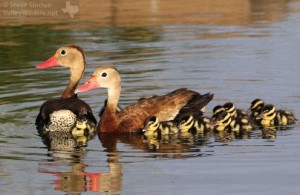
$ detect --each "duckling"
[177,114,212,134]
[257,104,277,127]
[223,102,247,118]
[211,105,225,121]
[276,109,297,126]
[142,116,179,138]
[257,104,297,127]
[210,111,232,132]
[230,115,256,133]
[247,99,265,125]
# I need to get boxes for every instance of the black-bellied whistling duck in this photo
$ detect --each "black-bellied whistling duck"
[75,66,214,133]
[35,45,97,136]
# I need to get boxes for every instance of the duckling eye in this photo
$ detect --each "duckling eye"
[102,72,107,77]
[60,49,67,56]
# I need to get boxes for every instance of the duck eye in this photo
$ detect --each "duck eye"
[60,49,67,56]
[102,72,107,77]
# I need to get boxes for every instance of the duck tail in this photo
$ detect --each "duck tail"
[175,92,214,120]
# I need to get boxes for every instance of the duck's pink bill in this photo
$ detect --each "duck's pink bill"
[36,55,59,69]
[75,76,99,93]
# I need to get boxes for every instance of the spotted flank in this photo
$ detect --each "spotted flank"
[44,110,77,132]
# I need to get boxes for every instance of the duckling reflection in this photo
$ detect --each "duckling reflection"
[99,132,208,159]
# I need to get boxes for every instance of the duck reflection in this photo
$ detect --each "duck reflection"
[38,146,122,193]
[38,151,100,193]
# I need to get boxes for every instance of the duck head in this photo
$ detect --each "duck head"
[75,66,121,93]
[37,45,85,70]
[142,116,160,136]
[210,111,232,131]
[256,104,276,121]
[247,98,264,115]
[211,105,225,121]
[223,102,237,117]
[177,114,195,133]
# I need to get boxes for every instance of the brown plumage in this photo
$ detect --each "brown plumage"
[35,45,96,136]
[76,66,213,133]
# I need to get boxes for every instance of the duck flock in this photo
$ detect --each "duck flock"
[35,45,298,151]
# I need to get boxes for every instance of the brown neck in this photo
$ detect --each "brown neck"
[61,61,84,98]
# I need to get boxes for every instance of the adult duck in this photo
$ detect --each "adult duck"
[75,66,213,133]
[35,45,97,136]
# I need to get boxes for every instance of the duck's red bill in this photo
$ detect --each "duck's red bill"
[75,76,99,93]
[36,55,59,69]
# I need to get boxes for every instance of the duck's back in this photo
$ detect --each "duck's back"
[102,88,212,132]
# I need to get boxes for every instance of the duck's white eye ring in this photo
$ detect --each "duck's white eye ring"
[60,49,67,56]
[102,72,107,77]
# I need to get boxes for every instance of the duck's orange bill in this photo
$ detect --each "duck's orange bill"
[36,55,59,69]
[75,76,99,93]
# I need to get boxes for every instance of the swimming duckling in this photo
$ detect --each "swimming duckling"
[211,105,225,121]
[223,102,247,118]
[247,99,265,125]
[276,108,297,126]
[142,116,179,138]
[177,114,212,134]
[257,104,297,127]
[230,115,256,133]
[210,111,232,132]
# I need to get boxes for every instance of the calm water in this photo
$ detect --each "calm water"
[1,0,300,194]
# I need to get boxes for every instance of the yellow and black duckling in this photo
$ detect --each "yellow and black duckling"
[177,113,212,134]
[142,116,179,138]
[211,105,225,121]
[257,104,297,127]
[223,102,247,118]
[210,111,232,132]
[211,110,256,133]
[247,98,265,125]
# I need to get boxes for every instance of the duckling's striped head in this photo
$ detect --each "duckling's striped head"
[223,102,237,117]
[177,114,195,133]
[258,104,276,121]
[249,99,264,113]
[211,111,232,131]
[142,116,160,133]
